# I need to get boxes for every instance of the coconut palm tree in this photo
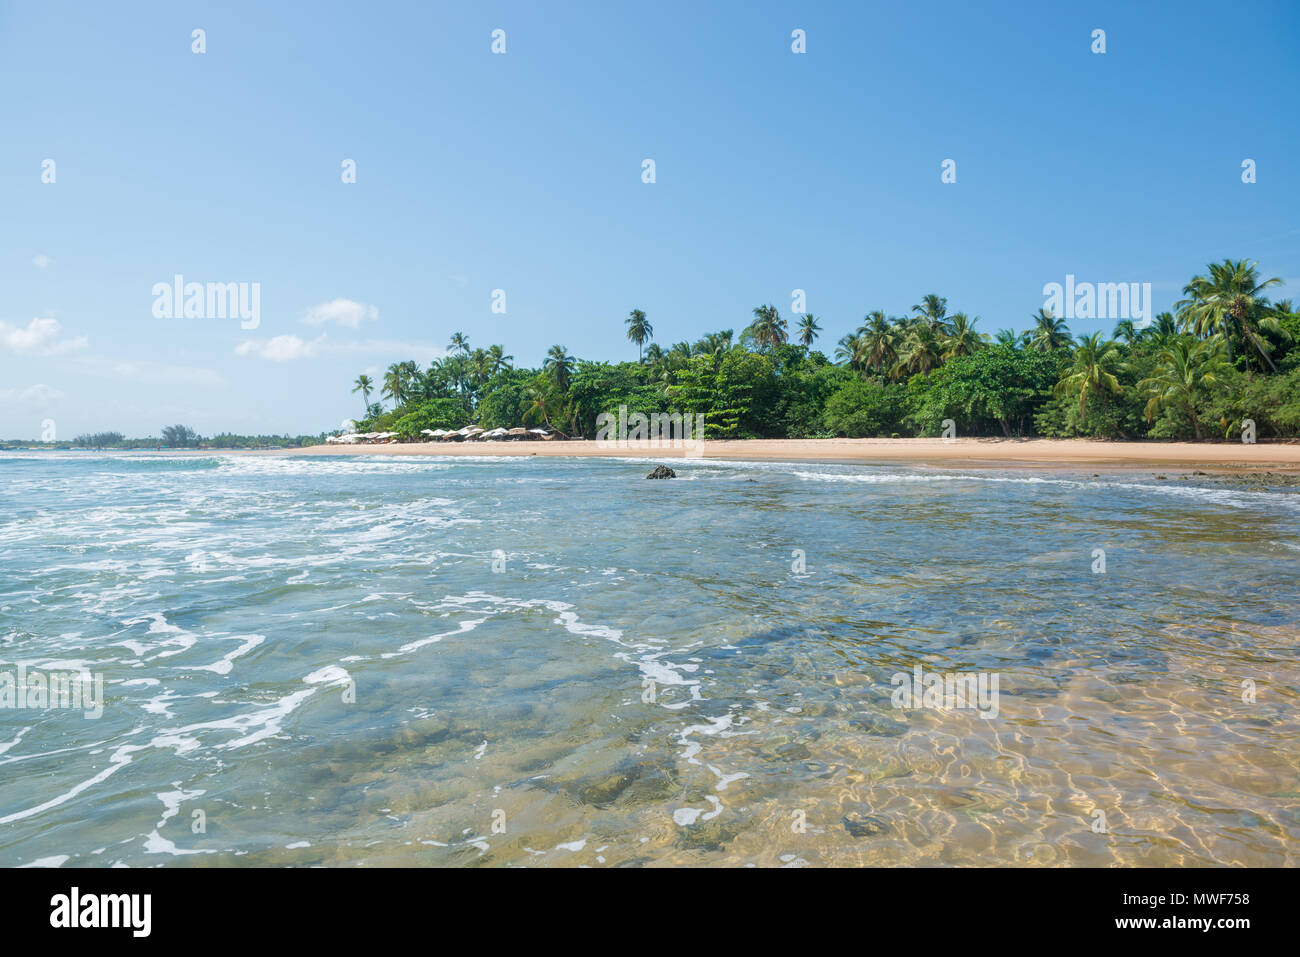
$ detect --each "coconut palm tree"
[448,332,470,354]
[1112,319,1139,344]
[746,304,787,351]
[1054,333,1127,417]
[486,344,512,374]
[994,329,1022,348]
[351,374,374,413]
[796,314,822,348]
[522,382,554,428]
[896,322,944,378]
[858,312,896,372]
[544,345,574,392]
[943,313,985,359]
[1176,259,1286,370]
[1029,309,1072,352]
[1137,337,1230,440]
[644,342,665,366]
[381,363,412,406]
[834,333,863,369]
[912,294,950,333]
[694,330,734,356]
[625,309,653,362]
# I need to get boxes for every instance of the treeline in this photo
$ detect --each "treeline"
[346,258,1299,442]
[15,427,323,449]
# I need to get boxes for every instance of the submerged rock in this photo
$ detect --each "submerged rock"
[646,465,677,480]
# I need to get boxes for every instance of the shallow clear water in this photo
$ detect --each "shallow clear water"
[1,452,1297,867]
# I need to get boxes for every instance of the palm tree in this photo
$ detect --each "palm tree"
[381,362,410,406]
[449,332,470,354]
[1112,319,1139,344]
[796,314,822,348]
[486,344,513,374]
[644,342,665,366]
[943,313,985,359]
[1054,333,1127,417]
[1147,311,1180,348]
[858,311,896,372]
[544,345,574,392]
[625,309,653,363]
[694,330,734,356]
[834,333,863,369]
[351,374,373,413]
[912,294,950,333]
[522,382,554,428]
[1137,337,1230,440]
[1176,259,1286,370]
[1029,309,1072,352]
[994,329,1022,348]
[746,304,787,351]
[896,323,943,378]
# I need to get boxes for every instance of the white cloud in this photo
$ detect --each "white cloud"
[235,334,324,361]
[0,317,88,355]
[32,254,53,269]
[302,298,379,328]
[234,334,443,362]
[0,384,63,407]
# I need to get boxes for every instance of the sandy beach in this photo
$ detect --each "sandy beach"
[269,438,1300,472]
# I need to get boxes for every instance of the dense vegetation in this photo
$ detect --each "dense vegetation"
[4,430,321,450]
[348,259,1298,443]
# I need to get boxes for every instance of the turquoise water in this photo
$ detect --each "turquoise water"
[1,452,1298,866]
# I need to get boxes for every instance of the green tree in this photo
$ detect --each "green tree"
[1176,259,1287,370]
[351,374,374,413]
[625,309,653,362]
[1054,333,1127,417]
[1137,337,1230,440]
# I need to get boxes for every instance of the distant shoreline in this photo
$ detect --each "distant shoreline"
[252,437,1300,472]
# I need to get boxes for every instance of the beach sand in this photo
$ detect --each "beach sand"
[268,438,1300,472]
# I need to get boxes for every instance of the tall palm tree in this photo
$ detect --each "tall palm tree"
[1176,259,1286,370]
[746,304,787,351]
[351,374,373,413]
[896,323,943,378]
[912,294,950,333]
[1112,319,1139,344]
[1054,333,1127,417]
[381,363,411,406]
[1029,309,1072,352]
[834,333,863,369]
[856,311,895,373]
[796,314,822,348]
[522,382,554,428]
[486,344,513,374]
[544,345,574,392]
[625,309,653,362]
[994,329,1022,348]
[943,313,985,359]
[448,331,470,354]
[1147,311,1179,347]
[1137,337,1230,440]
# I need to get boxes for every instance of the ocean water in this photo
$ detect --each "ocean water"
[1,451,1298,867]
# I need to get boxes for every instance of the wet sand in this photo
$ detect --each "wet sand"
[270,438,1300,472]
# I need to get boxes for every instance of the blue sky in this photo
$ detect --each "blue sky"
[2,0,1297,438]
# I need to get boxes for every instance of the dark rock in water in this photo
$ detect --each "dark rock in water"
[849,713,908,737]
[646,465,677,480]
[843,812,889,838]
